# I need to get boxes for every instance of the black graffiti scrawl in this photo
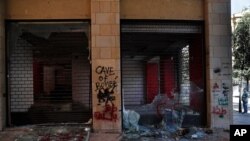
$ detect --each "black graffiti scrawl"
[95,66,118,105]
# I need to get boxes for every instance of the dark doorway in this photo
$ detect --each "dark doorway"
[7,22,92,125]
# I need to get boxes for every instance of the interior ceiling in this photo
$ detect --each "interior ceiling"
[21,31,88,48]
[17,22,200,60]
[20,31,89,57]
[121,21,202,59]
[14,22,89,58]
[121,32,192,57]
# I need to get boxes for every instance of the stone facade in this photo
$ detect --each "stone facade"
[91,0,121,132]
[0,0,233,132]
[205,0,232,129]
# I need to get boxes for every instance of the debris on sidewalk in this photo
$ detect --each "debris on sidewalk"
[13,123,91,141]
[122,126,213,141]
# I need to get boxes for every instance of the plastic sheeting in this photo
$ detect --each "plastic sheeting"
[123,109,140,131]
[122,93,208,140]
[123,95,185,139]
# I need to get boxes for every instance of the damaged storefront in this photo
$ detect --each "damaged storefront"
[7,22,92,125]
[0,0,232,138]
[121,21,207,139]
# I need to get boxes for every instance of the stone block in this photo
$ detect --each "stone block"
[91,25,100,36]
[115,59,121,71]
[92,36,96,47]
[111,47,120,59]
[92,59,116,69]
[208,3,213,14]
[111,24,120,36]
[91,47,100,59]
[91,14,96,24]
[100,47,112,59]
[219,13,230,24]
[213,46,229,58]
[115,13,120,24]
[211,57,222,69]
[100,25,112,35]
[209,44,214,58]
[111,1,119,13]
[115,36,120,48]
[212,3,228,14]
[100,1,111,13]
[96,36,116,47]
[208,13,220,25]
[96,13,115,24]
[209,35,221,46]
[212,25,230,36]
[220,36,231,47]
[91,1,100,13]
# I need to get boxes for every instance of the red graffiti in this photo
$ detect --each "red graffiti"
[212,106,227,118]
[94,104,118,121]
[213,83,219,89]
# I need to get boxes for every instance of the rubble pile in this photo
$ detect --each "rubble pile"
[122,94,212,141]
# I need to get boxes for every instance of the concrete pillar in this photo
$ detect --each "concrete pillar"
[91,0,121,132]
[0,0,6,130]
[205,0,232,128]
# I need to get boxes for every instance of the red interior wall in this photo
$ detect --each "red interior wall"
[146,63,159,103]
[160,57,175,99]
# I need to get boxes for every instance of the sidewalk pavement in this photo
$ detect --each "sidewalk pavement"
[233,110,250,124]
[2,110,250,141]
[0,127,229,141]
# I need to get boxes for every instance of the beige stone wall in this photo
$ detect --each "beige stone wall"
[0,0,6,130]
[6,0,90,19]
[91,0,121,132]
[121,0,204,20]
[6,0,204,21]
[205,0,232,128]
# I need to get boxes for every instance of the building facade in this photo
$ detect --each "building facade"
[231,9,250,31]
[0,0,232,132]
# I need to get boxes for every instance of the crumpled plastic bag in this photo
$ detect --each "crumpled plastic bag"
[123,110,140,131]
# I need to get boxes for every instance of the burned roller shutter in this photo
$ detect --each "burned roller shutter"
[7,22,92,125]
[121,21,206,127]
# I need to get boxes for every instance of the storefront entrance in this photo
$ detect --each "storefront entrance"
[121,21,206,128]
[7,22,92,125]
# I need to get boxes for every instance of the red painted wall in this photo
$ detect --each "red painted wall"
[160,57,176,99]
[146,63,159,103]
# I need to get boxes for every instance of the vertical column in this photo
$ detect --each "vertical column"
[205,0,232,128]
[91,0,121,132]
[0,0,6,130]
